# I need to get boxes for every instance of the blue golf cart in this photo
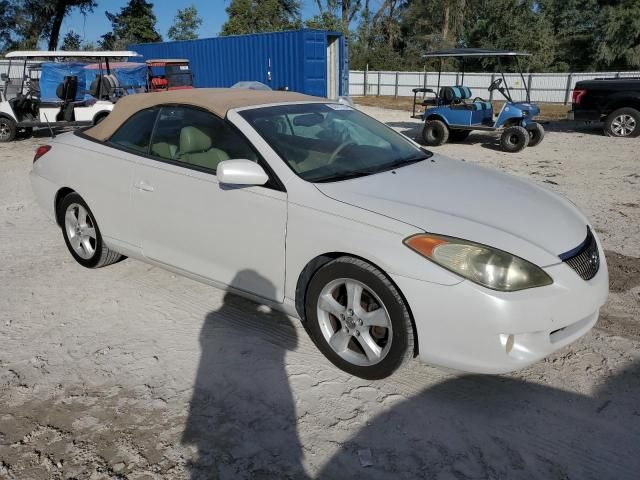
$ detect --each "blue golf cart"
[413,48,544,153]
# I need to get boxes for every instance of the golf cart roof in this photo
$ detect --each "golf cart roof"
[422,48,531,58]
[5,51,141,59]
[145,59,189,66]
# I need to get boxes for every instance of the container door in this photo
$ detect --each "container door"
[327,36,340,99]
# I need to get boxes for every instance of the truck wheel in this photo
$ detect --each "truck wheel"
[422,119,449,146]
[526,122,545,147]
[0,117,17,142]
[500,126,529,153]
[449,129,471,142]
[605,108,640,138]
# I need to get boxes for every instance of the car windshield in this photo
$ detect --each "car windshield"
[239,103,431,182]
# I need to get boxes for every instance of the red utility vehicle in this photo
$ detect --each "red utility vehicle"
[146,59,193,92]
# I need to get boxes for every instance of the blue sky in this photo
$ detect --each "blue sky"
[64,1,323,44]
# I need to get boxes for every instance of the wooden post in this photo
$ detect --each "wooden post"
[394,71,399,98]
[364,63,368,96]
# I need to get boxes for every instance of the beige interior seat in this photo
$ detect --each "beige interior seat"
[178,126,229,170]
[151,142,178,159]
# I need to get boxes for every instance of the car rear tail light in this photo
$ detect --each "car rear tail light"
[33,145,51,163]
[572,89,587,105]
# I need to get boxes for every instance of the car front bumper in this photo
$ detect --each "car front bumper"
[391,240,609,374]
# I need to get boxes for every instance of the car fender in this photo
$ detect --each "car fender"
[0,102,18,121]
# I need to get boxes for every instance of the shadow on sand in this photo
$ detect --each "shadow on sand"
[181,270,640,480]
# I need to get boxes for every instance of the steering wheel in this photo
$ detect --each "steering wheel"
[328,140,355,164]
[488,78,503,92]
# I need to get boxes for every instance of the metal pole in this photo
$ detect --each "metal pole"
[423,66,427,98]
[489,73,495,102]
[364,63,368,96]
[394,71,399,98]
[564,73,573,105]
[527,73,533,103]
[377,71,381,97]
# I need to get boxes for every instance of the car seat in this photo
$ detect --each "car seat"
[177,126,229,170]
[440,85,492,111]
[151,142,178,159]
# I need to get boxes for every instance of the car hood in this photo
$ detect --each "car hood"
[314,156,588,266]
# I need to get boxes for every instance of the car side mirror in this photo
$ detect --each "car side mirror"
[217,159,269,186]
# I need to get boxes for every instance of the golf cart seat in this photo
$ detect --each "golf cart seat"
[440,85,492,111]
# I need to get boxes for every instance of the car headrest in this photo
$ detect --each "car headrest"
[180,126,212,154]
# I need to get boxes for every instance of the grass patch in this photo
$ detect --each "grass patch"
[353,96,570,121]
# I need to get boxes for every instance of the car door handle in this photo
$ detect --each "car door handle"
[134,180,154,192]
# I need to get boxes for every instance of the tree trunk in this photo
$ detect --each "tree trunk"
[48,1,66,51]
[442,2,450,47]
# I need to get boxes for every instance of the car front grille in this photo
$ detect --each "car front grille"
[560,228,600,281]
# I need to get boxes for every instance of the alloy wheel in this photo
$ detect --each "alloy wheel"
[0,120,11,141]
[611,114,636,136]
[64,203,97,260]
[316,278,393,366]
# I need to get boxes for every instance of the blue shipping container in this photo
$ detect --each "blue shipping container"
[129,29,348,99]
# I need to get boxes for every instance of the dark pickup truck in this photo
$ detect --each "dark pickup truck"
[568,77,640,137]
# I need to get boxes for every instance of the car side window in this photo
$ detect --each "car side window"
[150,106,258,172]
[109,108,159,154]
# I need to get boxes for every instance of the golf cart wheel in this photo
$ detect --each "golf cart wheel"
[422,119,449,146]
[500,126,529,153]
[526,122,545,147]
[305,257,415,380]
[0,117,17,142]
[605,108,640,138]
[449,129,471,142]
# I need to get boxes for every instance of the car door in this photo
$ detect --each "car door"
[131,105,288,302]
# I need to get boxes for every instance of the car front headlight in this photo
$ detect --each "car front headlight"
[404,234,553,292]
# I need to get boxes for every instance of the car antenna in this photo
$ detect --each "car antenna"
[42,112,56,139]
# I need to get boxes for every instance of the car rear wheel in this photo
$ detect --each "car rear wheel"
[605,108,640,138]
[422,119,449,146]
[526,122,545,147]
[449,129,471,142]
[0,117,17,142]
[500,125,529,152]
[58,192,123,268]
[305,257,414,379]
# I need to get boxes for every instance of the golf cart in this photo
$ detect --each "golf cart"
[414,48,544,153]
[0,50,141,142]
[146,59,193,92]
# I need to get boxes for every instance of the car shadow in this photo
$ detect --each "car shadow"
[181,270,309,480]
[317,361,640,479]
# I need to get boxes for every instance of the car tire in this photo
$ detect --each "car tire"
[500,125,529,152]
[526,122,545,147]
[605,107,640,138]
[422,119,449,146]
[0,116,17,142]
[449,129,471,142]
[304,257,415,380]
[58,192,123,269]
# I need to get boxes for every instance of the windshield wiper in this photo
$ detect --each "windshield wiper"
[313,152,431,183]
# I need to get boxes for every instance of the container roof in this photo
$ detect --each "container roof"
[422,48,531,58]
[84,88,324,141]
[5,50,141,59]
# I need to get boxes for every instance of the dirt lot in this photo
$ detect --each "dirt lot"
[1,107,639,479]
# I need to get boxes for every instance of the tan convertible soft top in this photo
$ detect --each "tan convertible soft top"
[85,88,323,141]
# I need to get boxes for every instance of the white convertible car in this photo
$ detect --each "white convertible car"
[30,89,608,379]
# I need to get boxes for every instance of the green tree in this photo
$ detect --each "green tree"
[0,0,15,53]
[462,0,556,71]
[167,4,202,41]
[47,0,96,50]
[60,29,81,50]
[221,0,301,35]
[595,0,640,69]
[100,0,162,49]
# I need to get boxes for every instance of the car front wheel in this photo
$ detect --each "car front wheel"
[58,192,123,268]
[422,119,449,146]
[526,122,545,147]
[500,125,529,152]
[305,257,414,379]
[0,117,17,142]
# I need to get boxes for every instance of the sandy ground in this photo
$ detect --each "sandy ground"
[1,109,639,479]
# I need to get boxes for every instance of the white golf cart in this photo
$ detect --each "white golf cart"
[0,50,141,142]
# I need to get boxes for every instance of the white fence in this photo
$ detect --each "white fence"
[349,70,640,104]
